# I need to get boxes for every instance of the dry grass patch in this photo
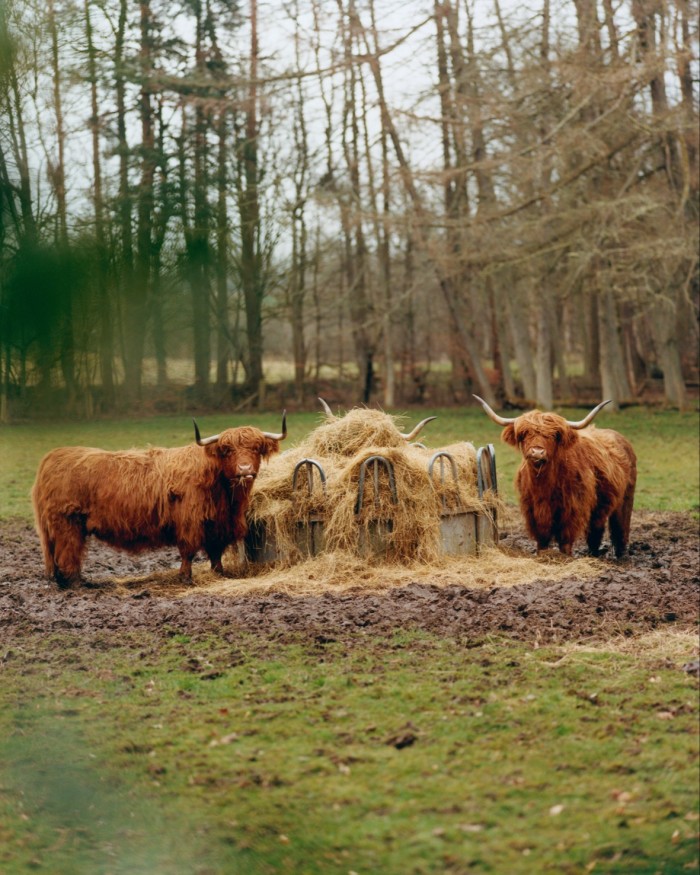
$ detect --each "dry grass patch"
[190,545,603,598]
[562,627,700,662]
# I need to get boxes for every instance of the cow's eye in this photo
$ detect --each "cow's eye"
[517,432,525,443]
[554,431,562,443]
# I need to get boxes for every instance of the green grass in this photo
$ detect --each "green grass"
[0,631,697,874]
[1,406,698,519]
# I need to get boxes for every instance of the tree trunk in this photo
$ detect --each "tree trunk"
[215,109,230,394]
[189,4,212,406]
[124,0,156,405]
[650,290,688,408]
[534,295,553,409]
[239,0,264,402]
[597,286,632,408]
[505,290,537,401]
[85,0,115,410]
[48,0,75,406]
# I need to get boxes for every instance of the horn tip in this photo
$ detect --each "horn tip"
[318,397,334,417]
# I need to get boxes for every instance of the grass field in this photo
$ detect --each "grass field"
[1,630,698,874]
[1,405,698,519]
[0,404,698,874]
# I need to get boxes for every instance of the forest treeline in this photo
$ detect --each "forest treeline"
[0,0,697,419]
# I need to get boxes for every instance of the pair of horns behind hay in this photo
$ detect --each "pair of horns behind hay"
[317,398,436,442]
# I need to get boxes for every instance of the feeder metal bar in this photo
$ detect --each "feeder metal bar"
[428,451,459,512]
[355,455,398,514]
[292,458,327,495]
[476,444,498,497]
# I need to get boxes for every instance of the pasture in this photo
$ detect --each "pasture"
[0,405,698,874]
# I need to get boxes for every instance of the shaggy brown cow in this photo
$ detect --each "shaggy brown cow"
[32,414,287,586]
[473,396,637,557]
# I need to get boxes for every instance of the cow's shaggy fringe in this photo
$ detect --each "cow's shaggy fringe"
[245,407,500,568]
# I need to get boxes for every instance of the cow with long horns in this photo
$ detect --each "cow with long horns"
[473,396,636,557]
[32,414,287,586]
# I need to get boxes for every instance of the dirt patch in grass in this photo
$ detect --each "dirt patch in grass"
[1,509,697,645]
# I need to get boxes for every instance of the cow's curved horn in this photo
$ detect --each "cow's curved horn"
[262,410,287,441]
[193,419,220,446]
[399,416,437,441]
[318,397,335,419]
[565,400,611,429]
[472,395,517,426]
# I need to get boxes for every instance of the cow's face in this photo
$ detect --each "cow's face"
[502,412,576,472]
[207,427,280,486]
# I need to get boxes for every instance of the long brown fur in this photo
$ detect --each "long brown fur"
[501,412,637,557]
[32,426,281,586]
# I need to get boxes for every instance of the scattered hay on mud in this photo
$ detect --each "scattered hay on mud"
[191,547,604,599]
[247,407,499,567]
[104,547,602,600]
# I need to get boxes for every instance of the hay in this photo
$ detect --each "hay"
[193,547,604,598]
[246,408,499,568]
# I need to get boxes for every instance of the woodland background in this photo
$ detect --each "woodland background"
[0,0,697,419]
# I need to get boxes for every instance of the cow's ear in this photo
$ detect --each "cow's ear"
[502,424,517,446]
[559,426,576,448]
[262,438,280,459]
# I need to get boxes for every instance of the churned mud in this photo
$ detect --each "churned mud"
[1,510,697,645]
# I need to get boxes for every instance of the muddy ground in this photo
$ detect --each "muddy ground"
[1,510,697,646]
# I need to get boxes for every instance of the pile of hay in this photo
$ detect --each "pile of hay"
[194,543,603,598]
[244,407,499,568]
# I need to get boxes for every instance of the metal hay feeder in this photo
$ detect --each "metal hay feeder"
[291,458,327,557]
[475,443,498,547]
[427,444,499,555]
[428,450,478,556]
[354,455,398,557]
[245,458,327,562]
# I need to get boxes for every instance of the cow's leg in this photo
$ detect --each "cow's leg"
[556,520,578,556]
[35,517,57,579]
[609,484,635,558]
[587,523,605,557]
[206,546,225,575]
[586,500,612,556]
[203,520,228,576]
[50,516,86,587]
[177,548,194,583]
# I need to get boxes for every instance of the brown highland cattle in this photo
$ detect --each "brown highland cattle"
[473,396,637,557]
[32,414,287,586]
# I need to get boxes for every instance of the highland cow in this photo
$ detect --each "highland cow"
[32,414,287,586]
[473,396,636,557]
